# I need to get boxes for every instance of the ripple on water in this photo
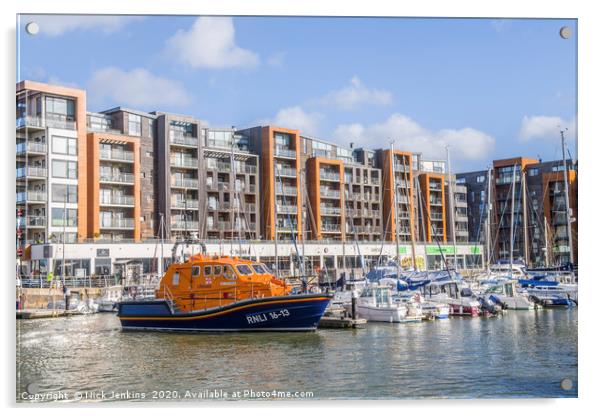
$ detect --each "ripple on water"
[16,309,577,400]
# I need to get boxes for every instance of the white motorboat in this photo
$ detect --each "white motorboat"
[97,285,123,312]
[348,285,408,323]
[482,281,534,310]
[421,280,482,317]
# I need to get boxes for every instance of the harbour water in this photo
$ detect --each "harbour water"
[16,309,577,401]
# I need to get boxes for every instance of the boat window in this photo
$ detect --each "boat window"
[237,265,253,275]
[223,265,236,280]
[214,265,222,275]
[191,266,201,278]
[252,264,266,274]
[172,271,180,286]
[204,266,212,277]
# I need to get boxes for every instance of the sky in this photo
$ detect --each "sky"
[17,15,577,172]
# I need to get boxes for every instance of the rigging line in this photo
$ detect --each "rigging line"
[490,172,513,261]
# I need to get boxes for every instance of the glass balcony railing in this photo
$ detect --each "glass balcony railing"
[99,172,135,184]
[171,178,199,188]
[100,148,134,162]
[100,195,135,206]
[170,157,199,168]
[274,147,296,158]
[99,218,135,229]
[171,199,200,209]
[171,220,200,230]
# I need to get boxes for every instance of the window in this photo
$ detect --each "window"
[213,265,222,275]
[52,136,77,155]
[128,114,141,136]
[528,168,539,176]
[172,271,180,286]
[52,184,77,203]
[476,175,485,183]
[204,266,212,276]
[223,265,236,280]
[237,265,253,275]
[456,177,466,184]
[51,208,77,227]
[192,266,201,277]
[52,160,77,179]
[45,96,75,121]
[252,264,267,274]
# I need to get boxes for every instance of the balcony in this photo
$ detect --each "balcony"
[171,199,199,210]
[16,141,47,154]
[17,191,47,203]
[26,216,46,228]
[170,132,198,147]
[321,223,341,232]
[276,186,297,196]
[277,205,298,215]
[17,116,77,131]
[430,213,444,220]
[430,198,443,206]
[170,157,199,169]
[320,171,340,182]
[394,164,409,173]
[100,148,134,163]
[274,147,296,158]
[171,220,200,230]
[99,172,135,184]
[171,178,199,189]
[278,167,297,177]
[100,195,135,207]
[206,162,232,172]
[17,166,47,179]
[236,164,258,174]
[320,189,341,199]
[320,206,341,215]
[100,218,135,229]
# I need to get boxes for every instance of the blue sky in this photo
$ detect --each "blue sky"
[17,15,577,171]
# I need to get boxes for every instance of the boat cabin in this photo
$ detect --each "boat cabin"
[360,285,394,307]
[156,255,292,313]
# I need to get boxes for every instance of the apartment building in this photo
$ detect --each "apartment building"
[202,128,260,240]
[457,157,578,266]
[96,107,157,239]
[377,149,415,243]
[240,126,303,241]
[16,81,87,253]
[306,157,345,240]
[85,132,141,241]
[416,173,447,242]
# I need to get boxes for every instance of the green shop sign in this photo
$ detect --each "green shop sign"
[398,246,408,254]
[470,246,482,254]
[426,245,456,255]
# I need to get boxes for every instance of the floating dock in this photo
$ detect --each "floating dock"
[16,309,82,319]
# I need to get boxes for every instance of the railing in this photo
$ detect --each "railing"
[17,116,77,131]
[430,213,443,220]
[170,132,198,147]
[170,158,198,168]
[163,283,175,314]
[236,165,258,174]
[171,199,199,209]
[99,172,135,184]
[276,186,297,196]
[26,216,46,227]
[17,167,48,178]
[100,148,134,162]
[171,220,200,230]
[320,189,340,199]
[430,198,443,205]
[17,191,47,202]
[278,167,297,177]
[171,178,199,188]
[321,223,341,232]
[320,171,340,181]
[99,218,135,229]
[100,195,135,206]
[247,184,257,193]
[217,182,229,191]
[320,206,341,215]
[17,142,47,154]
[274,147,296,158]
[277,204,298,214]
[19,275,120,289]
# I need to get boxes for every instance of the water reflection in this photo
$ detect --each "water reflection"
[16,309,577,401]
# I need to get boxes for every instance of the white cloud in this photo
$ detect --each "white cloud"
[263,106,323,136]
[267,52,286,67]
[88,67,191,109]
[166,17,259,69]
[518,115,576,141]
[321,76,393,111]
[332,113,495,162]
[25,15,142,36]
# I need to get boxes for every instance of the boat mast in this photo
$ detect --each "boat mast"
[561,128,574,264]
[273,159,279,277]
[445,145,457,269]
[509,164,517,276]
[521,169,529,265]
[543,215,550,267]
[485,167,492,273]
[158,212,165,276]
[415,175,429,274]
[390,141,401,276]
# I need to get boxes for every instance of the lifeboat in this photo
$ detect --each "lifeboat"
[117,254,332,332]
